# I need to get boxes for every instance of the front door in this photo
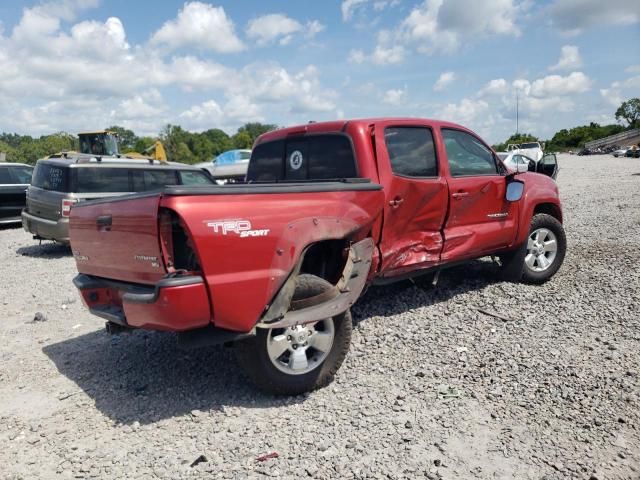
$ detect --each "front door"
[374,122,449,277]
[440,128,518,262]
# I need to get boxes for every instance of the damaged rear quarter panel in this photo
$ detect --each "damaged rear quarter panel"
[161,189,383,332]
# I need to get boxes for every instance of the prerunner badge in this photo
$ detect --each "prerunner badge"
[289,150,303,170]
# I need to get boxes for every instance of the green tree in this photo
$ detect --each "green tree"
[236,122,278,145]
[231,130,253,149]
[615,98,640,128]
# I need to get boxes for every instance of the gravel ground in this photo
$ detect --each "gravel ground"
[0,154,639,479]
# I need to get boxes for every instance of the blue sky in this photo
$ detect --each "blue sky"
[0,0,638,143]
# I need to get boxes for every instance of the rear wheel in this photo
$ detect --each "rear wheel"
[235,274,352,395]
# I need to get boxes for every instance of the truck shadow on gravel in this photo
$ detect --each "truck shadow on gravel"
[16,242,71,259]
[42,331,296,425]
[43,259,500,425]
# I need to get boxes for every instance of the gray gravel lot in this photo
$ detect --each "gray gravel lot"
[0,154,639,479]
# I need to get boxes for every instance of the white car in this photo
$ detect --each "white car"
[612,146,632,157]
[507,142,544,162]
[497,151,559,180]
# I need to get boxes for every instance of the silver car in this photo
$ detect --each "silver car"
[22,155,213,244]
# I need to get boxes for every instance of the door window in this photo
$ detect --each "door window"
[179,170,214,185]
[9,166,33,184]
[442,129,497,177]
[384,127,437,177]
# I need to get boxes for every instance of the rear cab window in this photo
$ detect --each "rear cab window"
[8,166,33,184]
[247,134,358,182]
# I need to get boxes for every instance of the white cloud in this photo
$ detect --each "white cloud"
[625,65,640,74]
[439,98,490,126]
[247,14,301,46]
[341,0,369,21]
[399,0,525,55]
[305,20,326,38]
[548,0,640,34]
[479,78,509,96]
[433,71,456,91]
[354,0,528,64]
[348,31,405,65]
[549,45,582,71]
[0,2,337,136]
[382,87,407,105]
[530,72,591,97]
[150,2,244,53]
[246,14,323,46]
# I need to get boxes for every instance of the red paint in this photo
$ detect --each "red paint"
[70,118,563,334]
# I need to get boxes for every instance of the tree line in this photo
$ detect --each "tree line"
[1,99,638,164]
[0,122,278,165]
[492,98,640,152]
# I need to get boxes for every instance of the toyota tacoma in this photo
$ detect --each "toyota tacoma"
[69,118,565,394]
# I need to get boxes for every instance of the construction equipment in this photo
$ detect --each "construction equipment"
[78,131,120,156]
[126,140,167,163]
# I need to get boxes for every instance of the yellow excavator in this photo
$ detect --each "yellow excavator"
[77,130,167,162]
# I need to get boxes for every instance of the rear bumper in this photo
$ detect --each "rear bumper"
[73,274,212,332]
[22,210,69,243]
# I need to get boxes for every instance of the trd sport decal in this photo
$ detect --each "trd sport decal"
[205,219,270,238]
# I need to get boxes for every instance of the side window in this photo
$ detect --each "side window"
[442,129,497,177]
[141,169,178,190]
[75,168,130,193]
[384,127,437,177]
[9,166,33,184]
[179,170,213,185]
[0,168,11,183]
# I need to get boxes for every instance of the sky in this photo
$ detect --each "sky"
[0,0,638,143]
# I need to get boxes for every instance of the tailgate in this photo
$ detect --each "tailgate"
[69,193,166,284]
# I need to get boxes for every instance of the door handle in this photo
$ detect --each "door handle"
[96,215,112,227]
[452,191,469,199]
[389,197,404,208]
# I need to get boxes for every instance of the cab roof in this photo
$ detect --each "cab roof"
[256,117,471,145]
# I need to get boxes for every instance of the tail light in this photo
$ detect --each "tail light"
[158,208,201,274]
[61,198,78,217]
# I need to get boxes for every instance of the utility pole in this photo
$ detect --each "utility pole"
[516,91,519,135]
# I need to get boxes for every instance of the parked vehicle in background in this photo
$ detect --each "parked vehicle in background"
[507,142,544,162]
[0,162,33,224]
[626,146,640,158]
[577,148,593,156]
[613,146,632,157]
[196,149,251,184]
[22,155,213,244]
[496,151,559,179]
[69,117,566,395]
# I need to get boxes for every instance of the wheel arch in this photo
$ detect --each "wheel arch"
[533,202,563,223]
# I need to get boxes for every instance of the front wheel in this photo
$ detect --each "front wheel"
[500,213,566,284]
[235,274,352,395]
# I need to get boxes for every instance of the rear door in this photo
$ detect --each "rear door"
[69,194,165,284]
[441,128,517,261]
[27,162,70,220]
[374,121,448,276]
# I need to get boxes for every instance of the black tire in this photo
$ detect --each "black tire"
[235,274,352,395]
[500,213,566,284]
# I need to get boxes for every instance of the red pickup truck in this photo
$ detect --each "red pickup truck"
[70,118,565,394]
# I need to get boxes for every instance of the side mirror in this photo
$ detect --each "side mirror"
[506,180,524,202]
